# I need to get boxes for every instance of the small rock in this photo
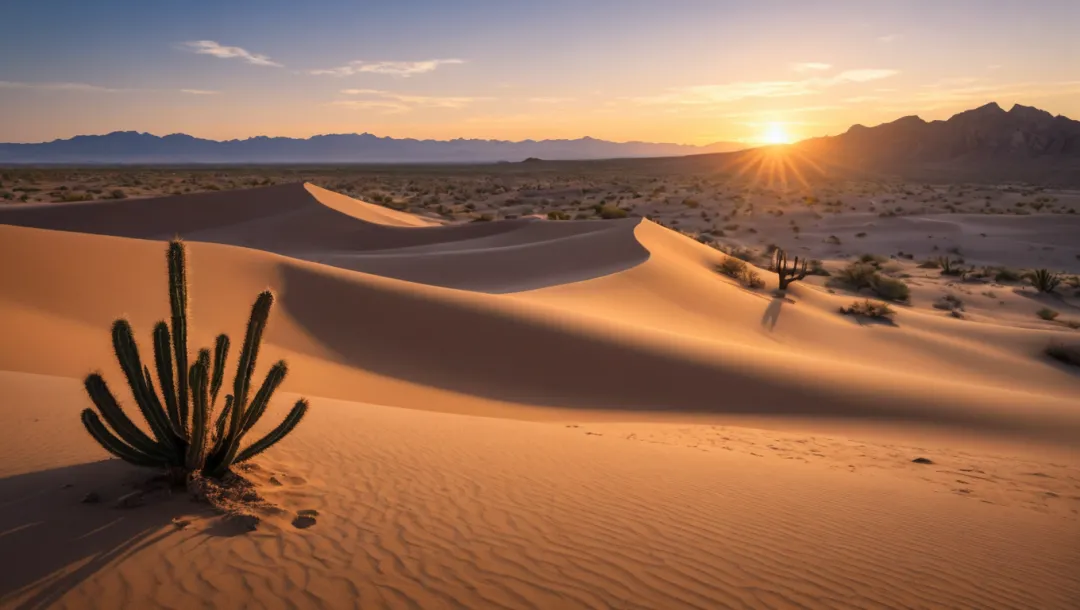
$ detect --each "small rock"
[81,491,102,504]
[292,515,316,529]
[268,476,283,486]
[115,491,145,509]
[172,518,191,530]
[297,509,319,517]
[912,457,934,465]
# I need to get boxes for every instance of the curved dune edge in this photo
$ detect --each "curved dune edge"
[0,221,1077,445]
[0,182,652,292]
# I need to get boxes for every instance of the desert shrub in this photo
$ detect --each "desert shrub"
[825,235,841,245]
[1045,343,1080,368]
[994,267,1022,283]
[80,241,308,485]
[471,213,494,222]
[1037,307,1060,321]
[807,259,830,276]
[835,262,878,290]
[741,268,765,289]
[938,256,966,276]
[110,189,127,199]
[833,262,909,301]
[717,257,748,278]
[870,275,910,301]
[933,294,964,311]
[1027,269,1061,293]
[917,259,941,269]
[596,204,628,219]
[546,211,570,220]
[839,299,895,320]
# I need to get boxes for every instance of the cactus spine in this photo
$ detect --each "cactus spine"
[773,248,808,290]
[79,240,308,484]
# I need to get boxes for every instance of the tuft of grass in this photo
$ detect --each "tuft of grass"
[716,257,747,279]
[839,299,896,320]
[1026,269,1062,293]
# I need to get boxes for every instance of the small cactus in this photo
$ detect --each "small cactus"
[80,240,308,485]
[772,248,808,290]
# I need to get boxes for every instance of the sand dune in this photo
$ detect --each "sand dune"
[1,183,1078,609]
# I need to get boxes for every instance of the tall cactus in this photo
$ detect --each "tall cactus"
[79,240,308,485]
[773,248,808,290]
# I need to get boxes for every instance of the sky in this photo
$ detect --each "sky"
[1,0,1078,145]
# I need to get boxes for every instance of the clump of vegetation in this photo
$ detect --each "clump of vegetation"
[717,257,747,279]
[832,262,910,301]
[993,267,1022,283]
[546,211,570,221]
[771,248,808,290]
[808,259,830,276]
[1036,307,1060,321]
[716,257,764,289]
[933,294,965,312]
[937,256,967,277]
[1026,269,1061,293]
[595,204,628,219]
[839,299,896,320]
[1045,343,1080,368]
[80,241,308,487]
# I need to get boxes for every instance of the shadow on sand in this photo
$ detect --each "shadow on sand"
[0,460,213,609]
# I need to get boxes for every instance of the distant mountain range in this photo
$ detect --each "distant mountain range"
[791,102,1080,184]
[0,132,745,164]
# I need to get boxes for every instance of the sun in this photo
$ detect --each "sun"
[762,122,792,145]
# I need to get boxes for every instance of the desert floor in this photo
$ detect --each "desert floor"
[1,178,1078,609]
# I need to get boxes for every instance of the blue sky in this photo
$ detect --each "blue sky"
[2,0,1078,143]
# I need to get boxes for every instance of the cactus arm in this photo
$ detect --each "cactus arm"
[231,399,308,467]
[84,373,169,459]
[229,291,274,439]
[168,240,190,432]
[212,396,233,448]
[186,355,211,471]
[111,319,179,454]
[240,361,288,433]
[210,334,230,408]
[81,409,166,468]
[152,321,182,433]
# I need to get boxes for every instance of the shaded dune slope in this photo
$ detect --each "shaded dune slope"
[0,183,649,292]
[1,207,1078,444]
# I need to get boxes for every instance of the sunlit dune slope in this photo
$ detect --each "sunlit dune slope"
[1,196,1077,443]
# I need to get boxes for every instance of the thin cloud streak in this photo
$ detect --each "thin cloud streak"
[181,41,282,67]
[180,89,219,95]
[792,62,832,73]
[628,69,899,106]
[0,81,119,92]
[335,89,486,113]
[312,59,464,77]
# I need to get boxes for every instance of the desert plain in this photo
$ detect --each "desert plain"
[1,164,1079,609]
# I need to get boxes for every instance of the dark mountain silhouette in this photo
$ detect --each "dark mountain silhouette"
[791,102,1080,184]
[0,132,745,164]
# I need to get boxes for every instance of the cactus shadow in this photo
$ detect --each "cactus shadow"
[0,460,202,609]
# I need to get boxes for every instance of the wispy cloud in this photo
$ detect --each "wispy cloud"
[833,69,899,83]
[878,34,900,43]
[334,89,484,113]
[528,96,575,103]
[180,89,219,95]
[311,59,464,77]
[629,69,899,106]
[791,62,832,73]
[0,81,119,92]
[180,40,282,67]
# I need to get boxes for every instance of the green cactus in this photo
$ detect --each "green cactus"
[772,248,808,290]
[79,240,308,485]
